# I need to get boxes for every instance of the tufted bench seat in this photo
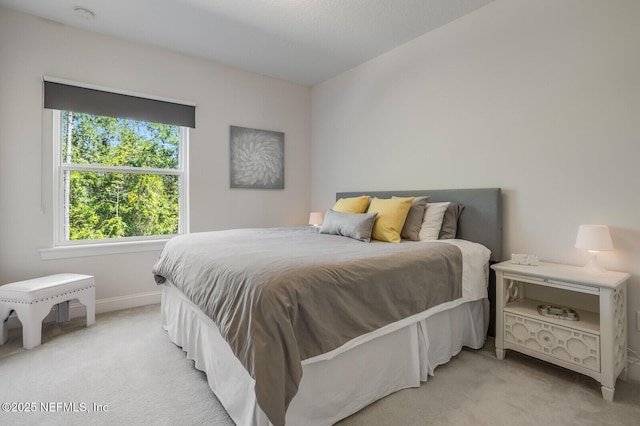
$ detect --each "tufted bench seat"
[0,273,95,349]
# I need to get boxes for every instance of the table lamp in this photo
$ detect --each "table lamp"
[308,212,323,227]
[574,224,613,272]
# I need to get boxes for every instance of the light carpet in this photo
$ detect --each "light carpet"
[1,305,638,425]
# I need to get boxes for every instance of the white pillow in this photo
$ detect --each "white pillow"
[419,202,450,240]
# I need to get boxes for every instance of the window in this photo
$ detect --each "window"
[54,111,187,244]
[44,79,194,247]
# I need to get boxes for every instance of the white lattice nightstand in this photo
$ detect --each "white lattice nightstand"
[491,261,629,401]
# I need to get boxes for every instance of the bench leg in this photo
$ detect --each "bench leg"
[14,302,53,350]
[76,287,96,327]
[56,301,70,323]
[0,304,11,345]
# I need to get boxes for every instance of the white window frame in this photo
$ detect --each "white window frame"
[40,110,189,259]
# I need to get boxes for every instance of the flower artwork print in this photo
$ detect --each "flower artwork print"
[230,126,284,189]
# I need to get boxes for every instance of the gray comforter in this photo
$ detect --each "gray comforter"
[152,227,463,426]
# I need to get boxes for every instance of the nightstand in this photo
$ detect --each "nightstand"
[491,261,630,401]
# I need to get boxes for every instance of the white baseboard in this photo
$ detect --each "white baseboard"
[5,290,162,329]
[80,290,162,316]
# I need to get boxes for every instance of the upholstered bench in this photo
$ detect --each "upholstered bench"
[0,273,95,349]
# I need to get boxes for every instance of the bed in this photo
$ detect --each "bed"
[153,188,502,426]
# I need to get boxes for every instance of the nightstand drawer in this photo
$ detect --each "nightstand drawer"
[504,311,600,372]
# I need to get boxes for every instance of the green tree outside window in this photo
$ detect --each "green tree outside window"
[60,112,182,241]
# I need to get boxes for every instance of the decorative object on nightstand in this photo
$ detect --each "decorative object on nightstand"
[511,253,539,265]
[492,261,630,402]
[575,224,614,273]
[308,212,323,227]
[537,304,579,321]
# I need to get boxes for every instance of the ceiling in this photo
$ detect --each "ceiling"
[0,0,495,86]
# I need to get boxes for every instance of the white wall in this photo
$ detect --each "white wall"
[0,8,311,308]
[312,0,640,378]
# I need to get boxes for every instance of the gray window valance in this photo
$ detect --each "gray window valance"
[43,80,195,128]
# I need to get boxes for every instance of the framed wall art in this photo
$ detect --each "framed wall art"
[229,125,284,189]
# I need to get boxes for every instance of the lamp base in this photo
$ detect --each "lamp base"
[584,252,607,273]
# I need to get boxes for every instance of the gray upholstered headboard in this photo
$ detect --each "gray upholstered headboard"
[336,188,503,262]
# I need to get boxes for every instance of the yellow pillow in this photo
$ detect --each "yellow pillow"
[333,195,370,213]
[367,197,414,243]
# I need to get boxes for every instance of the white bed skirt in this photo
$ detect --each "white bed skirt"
[161,285,489,426]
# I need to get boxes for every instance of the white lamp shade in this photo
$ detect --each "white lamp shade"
[308,212,323,226]
[575,224,613,251]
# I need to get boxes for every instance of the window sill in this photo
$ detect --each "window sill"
[39,239,169,260]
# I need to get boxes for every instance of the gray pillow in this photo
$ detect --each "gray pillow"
[319,209,378,242]
[438,203,465,239]
[393,196,430,241]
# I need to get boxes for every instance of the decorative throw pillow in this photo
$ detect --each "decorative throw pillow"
[419,202,450,241]
[332,195,370,213]
[319,209,378,242]
[367,197,414,243]
[439,203,465,239]
[393,196,430,241]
